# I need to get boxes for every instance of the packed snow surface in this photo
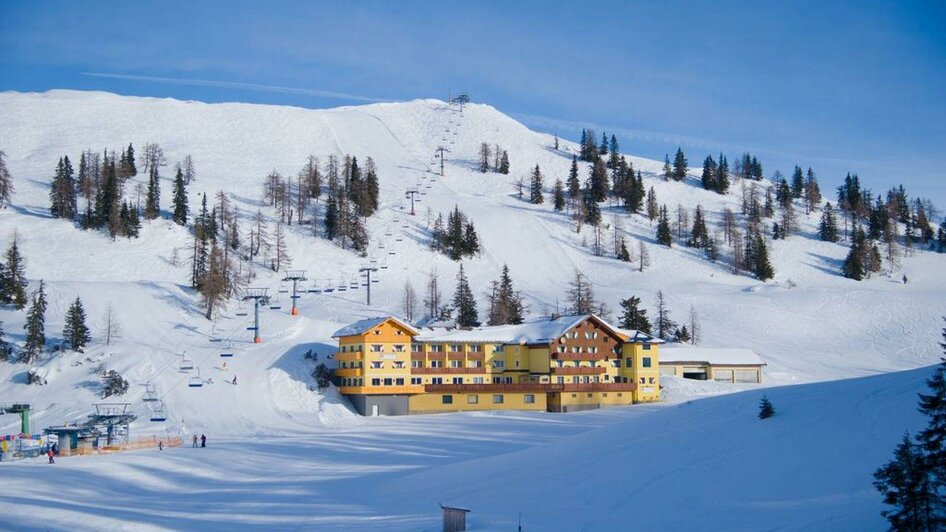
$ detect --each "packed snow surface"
[0,90,943,530]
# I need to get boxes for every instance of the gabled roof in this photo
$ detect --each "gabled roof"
[331,316,419,338]
[416,314,632,345]
[614,328,665,344]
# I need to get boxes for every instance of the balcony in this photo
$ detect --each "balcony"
[447,352,466,360]
[424,382,636,394]
[338,384,425,395]
[550,366,606,375]
[551,352,608,361]
[413,367,487,375]
[334,351,362,361]
[334,367,364,377]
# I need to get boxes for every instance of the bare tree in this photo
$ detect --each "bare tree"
[138,143,166,175]
[102,303,122,346]
[402,280,417,322]
[478,142,491,173]
[638,240,650,272]
[565,270,596,314]
[181,154,196,185]
[272,222,291,272]
[201,243,228,319]
[689,305,701,345]
[423,269,441,320]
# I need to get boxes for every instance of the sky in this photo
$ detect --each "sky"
[2,0,945,211]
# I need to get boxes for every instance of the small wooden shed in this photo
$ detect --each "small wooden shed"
[440,503,470,532]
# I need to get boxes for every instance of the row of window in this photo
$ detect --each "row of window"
[342,375,656,388]
[442,394,535,405]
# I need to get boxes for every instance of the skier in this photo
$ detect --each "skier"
[200,434,206,448]
[232,375,237,385]
[222,362,228,372]
[192,435,198,448]
[47,448,55,464]
[158,440,164,451]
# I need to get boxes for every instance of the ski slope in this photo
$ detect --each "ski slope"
[0,366,934,530]
[0,90,942,529]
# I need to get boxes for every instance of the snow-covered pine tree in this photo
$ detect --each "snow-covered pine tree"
[62,297,91,352]
[453,264,479,327]
[21,280,47,364]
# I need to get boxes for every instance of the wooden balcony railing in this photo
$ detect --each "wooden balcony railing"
[551,352,608,361]
[424,382,636,394]
[550,366,606,375]
[413,367,486,375]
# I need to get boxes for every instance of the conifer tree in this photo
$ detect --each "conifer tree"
[553,179,565,212]
[487,264,524,325]
[583,189,601,226]
[608,134,620,168]
[365,158,380,215]
[478,143,491,173]
[625,169,646,214]
[50,156,77,219]
[671,148,688,181]
[617,237,631,262]
[0,150,14,208]
[916,322,946,483]
[874,432,940,531]
[346,203,369,254]
[714,153,730,194]
[124,143,137,177]
[590,158,609,202]
[842,226,868,281]
[567,156,580,200]
[144,164,160,220]
[529,164,544,204]
[790,166,805,199]
[62,297,91,352]
[324,196,339,240]
[662,154,673,181]
[758,395,775,419]
[499,151,510,174]
[656,205,673,247]
[172,167,188,225]
[654,290,676,339]
[688,205,709,248]
[21,280,47,363]
[1,234,28,309]
[453,264,479,327]
[674,325,691,343]
[646,186,659,223]
[618,296,651,333]
[701,155,717,191]
[819,202,839,242]
[753,232,775,282]
[0,320,10,361]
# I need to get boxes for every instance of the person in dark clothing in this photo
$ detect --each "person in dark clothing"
[47,449,55,464]
[200,434,206,448]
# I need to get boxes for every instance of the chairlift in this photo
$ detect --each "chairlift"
[389,251,396,256]
[142,382,159,402]
[278,280,290,294]
[269,292,282,310]
[150,400,167,422]
[307,280,322,294]
[235,301,248,317]
[337,279,348,292]
[395,236,403,242]
[188,368,204,388]
[179,353,194,371]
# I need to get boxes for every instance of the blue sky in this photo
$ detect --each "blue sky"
[2,0,945,210]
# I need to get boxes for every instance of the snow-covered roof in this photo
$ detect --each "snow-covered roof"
[416,314,633,345]
[614,328,665,344]
[659,346,765,366]
[332,316,419,338]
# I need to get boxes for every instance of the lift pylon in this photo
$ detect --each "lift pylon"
[283,270,308,316]
[242,288,270,343]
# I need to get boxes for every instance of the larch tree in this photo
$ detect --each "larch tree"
[654,290,676,340]
[101,303,121,346]
[479,143,491,173]
[402,280,417,322]
[565,270,596,315]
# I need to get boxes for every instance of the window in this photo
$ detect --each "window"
[643,357,652,368]
[371,378,381,386]
[450,344,463,352]
[412,343,423,352]
[395,378,404,385]
[602,393,608,397]
[373,329,381,335]
[450,360,462,368]
[469,344,482,352]
[430,360,442,368]
[611,359,621,368]
[411,377,422,385]
[493,394,504,404]
[395,330,404,336]
[411,360,421,368]
[492,377,501,384]
[393,361,405,369]
[556,376,565,384]
[473,377,484,384]
[370,361,383,369]
[467,395,478,404]
[452,377,463,384]
[370,344,383,353]
[571,393,577,398]
[626,357,633,367]
[643,343,652,350]
[524,394,535,404]
[515,360,520,368]
[589,346,598,354]
[571,346,579,353]
[587,393,593,398]
[357,345,363,352]
[649,377,655,384]
[442,395,453,404]
[493,344,505,353]
[393,344,405,352]
[468,360,482,368]
[603,374,610,381]
[340,361,347,369]
[492,360,505,369]
[618,393,623,397]
[430,344,444,352]
[383,378,393,386]
[639,377,646,384]
[432,377,443,384]
[557,346,566,353]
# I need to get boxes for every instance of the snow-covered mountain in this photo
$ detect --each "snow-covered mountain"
[0,89,943,436]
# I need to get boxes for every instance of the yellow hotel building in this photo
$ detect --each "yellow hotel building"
[332,314,662,416]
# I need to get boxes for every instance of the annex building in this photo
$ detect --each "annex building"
[332,314,662,416]
[659,345,765,383]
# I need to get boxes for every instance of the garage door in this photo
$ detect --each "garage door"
[713,369,733,382]
[734,369,759,383]
[682,367,707,380]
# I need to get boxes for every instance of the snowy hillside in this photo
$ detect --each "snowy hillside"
[0,89,943,439]
[0,363,934,530]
